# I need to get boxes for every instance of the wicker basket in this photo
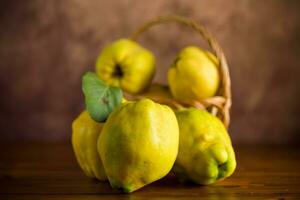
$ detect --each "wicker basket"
[125,15,231,128]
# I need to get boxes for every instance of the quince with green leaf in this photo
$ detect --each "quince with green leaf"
[72,72,123,180]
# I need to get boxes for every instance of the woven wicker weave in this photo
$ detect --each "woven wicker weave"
[126,15,231,128]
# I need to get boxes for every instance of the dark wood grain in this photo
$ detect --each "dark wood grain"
[0,143,299,199]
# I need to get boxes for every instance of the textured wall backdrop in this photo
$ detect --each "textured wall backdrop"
[0,0,300,144]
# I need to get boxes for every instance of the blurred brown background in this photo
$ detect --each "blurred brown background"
[0,0,300,144]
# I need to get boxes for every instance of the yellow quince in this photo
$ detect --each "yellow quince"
[168,46,220,101]
[98,99,179,192]
[140,83,172,99]
[96,39,155,94]
[72,111,106,181]
[173,108,236,185]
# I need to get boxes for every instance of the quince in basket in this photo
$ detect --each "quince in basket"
[140,83,172,100]
[168,46,220,102]
[96,39,155,94]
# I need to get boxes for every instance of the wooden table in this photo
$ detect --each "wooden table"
[0,143,299,199]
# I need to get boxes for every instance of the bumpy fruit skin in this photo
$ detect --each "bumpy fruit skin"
[96,39,155,94]
[173,108,236,185]
[98,99,179,192]
[168,46,220,101]
[72,111,107,181]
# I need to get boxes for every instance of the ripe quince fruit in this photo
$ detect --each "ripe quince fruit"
[98,99,179,192]
[96,39,155,94]
[173,108,236,185]
[72,111,107,181]
[168,46,220,102]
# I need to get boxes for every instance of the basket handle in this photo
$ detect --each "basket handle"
[131,15,232,128]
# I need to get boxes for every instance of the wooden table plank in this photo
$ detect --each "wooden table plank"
[0,143,299,199]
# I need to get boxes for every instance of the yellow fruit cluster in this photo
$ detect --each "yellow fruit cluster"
[72,39,236,193]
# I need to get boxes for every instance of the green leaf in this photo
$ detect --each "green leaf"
[82,72,122,122]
